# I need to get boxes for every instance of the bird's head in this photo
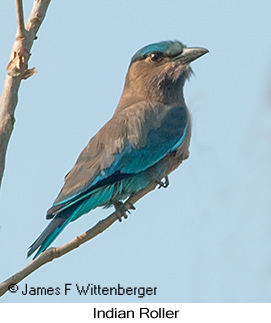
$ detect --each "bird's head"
[116,40,208,111]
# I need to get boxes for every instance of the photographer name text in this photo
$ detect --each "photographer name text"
[9,283,157,298]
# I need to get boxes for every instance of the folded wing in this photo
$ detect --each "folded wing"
[47,101,189,218]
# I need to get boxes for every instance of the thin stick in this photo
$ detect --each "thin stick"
[15,0,25,38]
[0,183,157,297]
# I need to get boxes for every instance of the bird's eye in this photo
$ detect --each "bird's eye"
[149,52,164,63]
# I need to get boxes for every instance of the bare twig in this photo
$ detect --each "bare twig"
[15,0,25,38]
[0,0,51,189]
[0,183,157,297]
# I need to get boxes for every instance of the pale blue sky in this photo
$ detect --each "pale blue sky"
[0,0,271,302]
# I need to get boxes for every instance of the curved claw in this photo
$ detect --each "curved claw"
[112,200,136,222]
[157,176,169,189]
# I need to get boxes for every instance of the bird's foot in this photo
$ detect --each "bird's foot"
[113,200,136,222]
[157,176,169,189]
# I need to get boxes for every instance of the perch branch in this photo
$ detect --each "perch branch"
[0,183,157,297]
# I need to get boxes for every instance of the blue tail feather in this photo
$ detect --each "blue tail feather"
[27,216,72,259]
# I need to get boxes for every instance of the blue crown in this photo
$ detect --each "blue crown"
[131,40,186,63]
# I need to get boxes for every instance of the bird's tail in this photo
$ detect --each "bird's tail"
[27,213,72,259]
[27,188,112,259]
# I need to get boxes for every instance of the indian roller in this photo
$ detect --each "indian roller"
[27,40,208,258]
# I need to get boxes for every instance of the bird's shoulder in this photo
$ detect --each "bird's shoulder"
[113,101,189,147]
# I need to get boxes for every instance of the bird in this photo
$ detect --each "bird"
[27,40,208,259]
